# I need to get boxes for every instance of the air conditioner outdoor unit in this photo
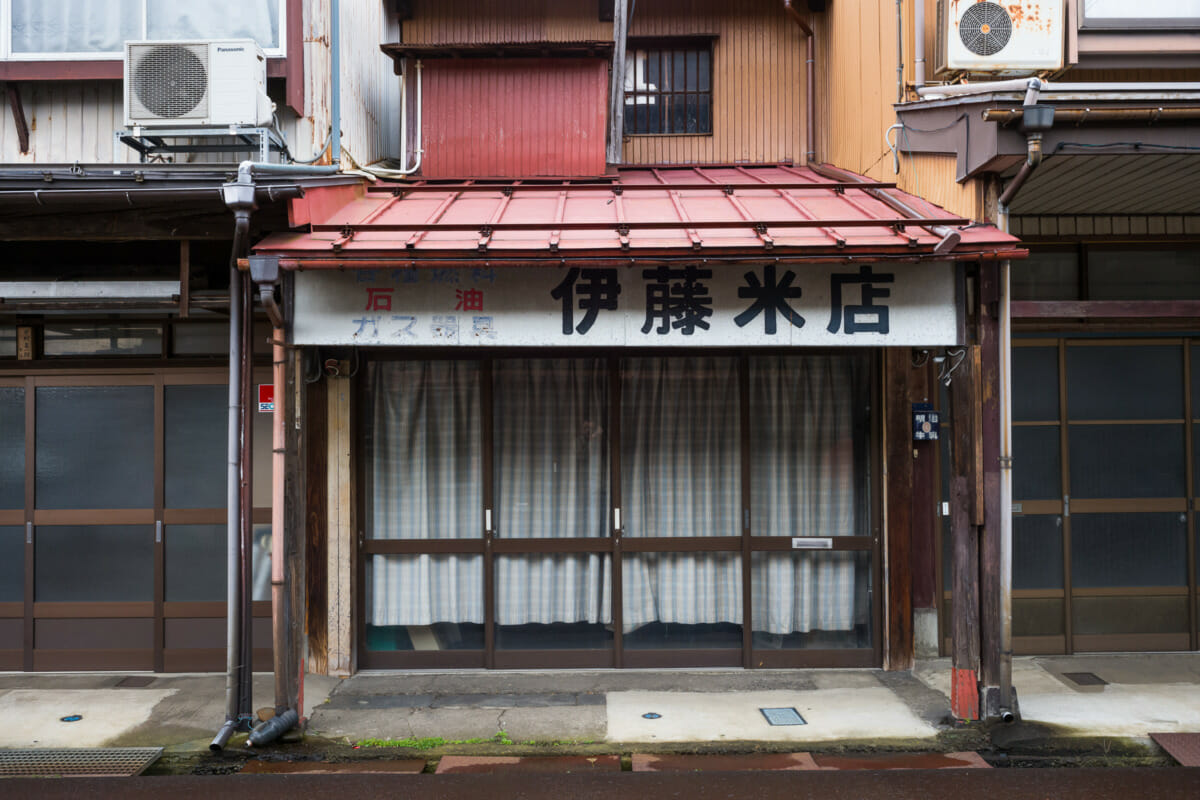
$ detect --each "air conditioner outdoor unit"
[935,1,1064,76]
[124,39,275,127]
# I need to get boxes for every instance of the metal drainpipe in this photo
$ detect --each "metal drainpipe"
[914,0,925,89]
[212,165,336,752]
[331,0,341,166]
[783,2,816,163]
[990,77,1045,724]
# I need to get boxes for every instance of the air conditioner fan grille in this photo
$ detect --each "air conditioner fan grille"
[959,2,1012,57]
[132,44,208,119]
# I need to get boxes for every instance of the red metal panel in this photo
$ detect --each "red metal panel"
[421,58,608,178]
[255,164,1027,262]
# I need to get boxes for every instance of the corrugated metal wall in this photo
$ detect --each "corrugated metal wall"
[0,82,134,163]
[403,0,808,166]
[338,0,401,166]
[421,58,608,177]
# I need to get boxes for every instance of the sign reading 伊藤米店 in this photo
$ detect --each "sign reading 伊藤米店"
[292,261,960,347]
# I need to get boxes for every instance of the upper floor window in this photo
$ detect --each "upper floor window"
[623,44,713,136]
[4,1,284,60]
[1081,0,1200,28]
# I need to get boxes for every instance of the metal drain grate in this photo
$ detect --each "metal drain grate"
[1062,672,1108,687]
[115,675,156,688]
[760,707,806,726]
[0,747,163,777]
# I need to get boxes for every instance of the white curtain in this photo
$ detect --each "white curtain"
[749,355,869,634]
[368,361,483,627]
[492,359,611,626]
[621,357,743,630]
[367,355,868,637]
[11,1,279,55]
[12,0,141,54]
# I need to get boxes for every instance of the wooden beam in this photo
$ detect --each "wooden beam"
[910,360,937,612]
[606,0,628,165]
[325,375,354,677]
[6,83,29,155]
[305,362,329,676]
[950,345,980,720]
[885,349,914,670]
[1012,300,1200,319]
[178,241,190,319]
[978,261,1004,714]
[283,306,307,713]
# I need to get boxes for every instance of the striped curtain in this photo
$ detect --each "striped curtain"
[621,357,743,630]
[749,354,869,634]
[368,361,484,627]
[492,359,611,626]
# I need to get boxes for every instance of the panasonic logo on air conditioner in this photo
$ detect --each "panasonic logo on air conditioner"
[123,39,275,128]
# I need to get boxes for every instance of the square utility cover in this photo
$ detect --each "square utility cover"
[760,707,806,726]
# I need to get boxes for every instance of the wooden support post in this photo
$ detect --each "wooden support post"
[305,365,329,675]
[950,345,981,721]
[283,345,307,715]
[910,359,939,658]
[178,241,190,318]
[325,375,354,676]
[885,348,914,670]
[978,260,1004,715]
[606,0,628,165]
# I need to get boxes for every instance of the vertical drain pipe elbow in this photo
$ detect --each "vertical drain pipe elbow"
[213,176,259,753]
[783,2,816,164]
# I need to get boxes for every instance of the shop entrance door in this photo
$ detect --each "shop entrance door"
[359,352,880,669]
[0,370,272,672]
[1001,337,1199,654]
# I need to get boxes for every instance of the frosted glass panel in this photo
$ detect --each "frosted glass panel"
[165,525,225,602]
[0,527,22,603]
[36,386,154,509]
[35,525,153,601]
[0,388,23,510]
[165,385,227,509]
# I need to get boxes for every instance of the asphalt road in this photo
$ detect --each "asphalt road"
[1,769,1198,799]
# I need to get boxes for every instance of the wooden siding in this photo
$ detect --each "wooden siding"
[621,0,805,165]
[402,0,808,166]
[401,0,608,43]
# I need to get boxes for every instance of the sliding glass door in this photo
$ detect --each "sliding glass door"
[360,351,878,669]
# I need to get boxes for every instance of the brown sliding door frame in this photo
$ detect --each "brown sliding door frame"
[357,347,882,670]
[0,366,273,672]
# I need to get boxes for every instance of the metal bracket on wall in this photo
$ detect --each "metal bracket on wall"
[113,126,286,163]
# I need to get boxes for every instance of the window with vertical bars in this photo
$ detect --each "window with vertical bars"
[623,44,713,135]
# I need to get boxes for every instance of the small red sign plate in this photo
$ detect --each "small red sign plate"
[258,384,274,412]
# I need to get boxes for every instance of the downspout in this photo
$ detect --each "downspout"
[896,0,904,103]
[247,252,295,746]
[331,0,341,167]
[914,0,925,89]
[212,163,337,752]
[212,178,257,753]
[991,78,1046,724]
[784,2,816,163]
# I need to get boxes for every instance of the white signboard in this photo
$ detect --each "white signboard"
[293,262,959,347]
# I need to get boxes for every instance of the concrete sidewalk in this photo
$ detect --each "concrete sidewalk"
[0,654,1197,759]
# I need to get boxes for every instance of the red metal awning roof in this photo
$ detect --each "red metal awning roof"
[254,163,1025,266]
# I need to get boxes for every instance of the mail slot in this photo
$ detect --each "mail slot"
[791,537,833,550]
